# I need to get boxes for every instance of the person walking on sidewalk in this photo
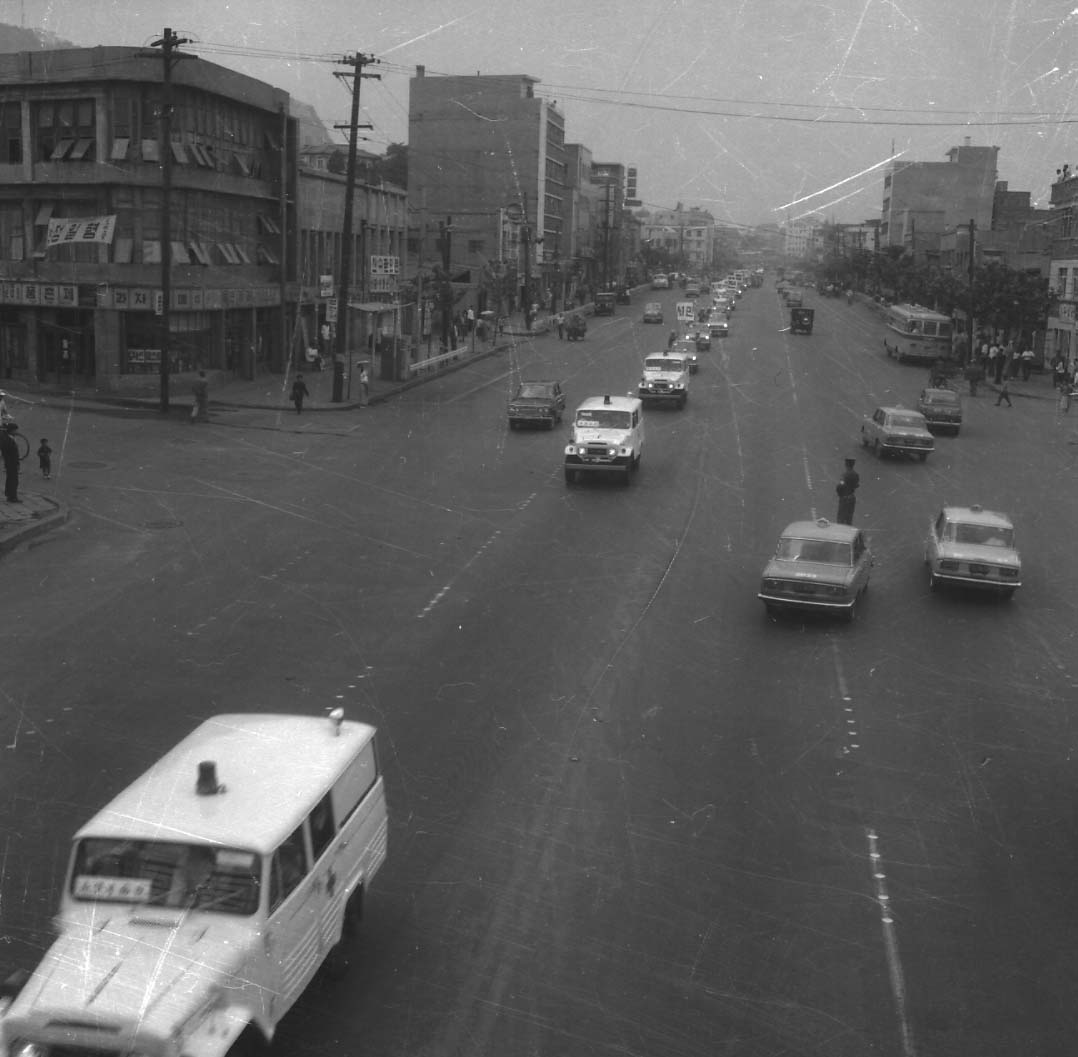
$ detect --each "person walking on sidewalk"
[555,312,565,340]
[290,372,310,414]
[0,422,20,502]
[359,363,370,406]
[37,438,51,479]
[995,377,1013,407]
[191,371,209,422]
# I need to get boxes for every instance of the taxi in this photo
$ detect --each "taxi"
[642,301,664,324]
[925,505,1021,598]
[759,519,872,622]
[861,406,935,461]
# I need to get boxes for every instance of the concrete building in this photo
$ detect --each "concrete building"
[294,143,407,379]
[881,141,998,254]
[638,205,715,274]
[0,45,299,391]
[407,69,567,320]
[1042,166,1078,370]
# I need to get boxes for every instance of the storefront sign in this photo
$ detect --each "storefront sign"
[370,256,400,275]
[96,285,282,311]
[369,275,397,293]
[320,274,334,297]
[0,282,77,307]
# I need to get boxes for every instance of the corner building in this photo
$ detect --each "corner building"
[0,46,297,390]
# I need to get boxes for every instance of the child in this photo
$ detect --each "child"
[37,438,52,479]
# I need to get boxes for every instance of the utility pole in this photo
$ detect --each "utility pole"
[522,191,533,331]
[439,216,452,350]
[968,218,977,346]
[148,28,194,413]
[332,51,379,402]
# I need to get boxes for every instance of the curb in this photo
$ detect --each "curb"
[0,496,70,558]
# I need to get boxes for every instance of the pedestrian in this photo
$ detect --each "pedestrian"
[290,372,310,414]
[0,421,20,503]
[191,370,209,422]
[987,341,1000,383]
[995,377,1012,407]
[37,437,51,480]
[835,458,860,525]
[0,390,9,426]
[1020,345,1035,381]
[359,362,370,406]
[964,359,983,396]
[1004,339,1018,380]
[667,330,677,349]
[555,312,565,340]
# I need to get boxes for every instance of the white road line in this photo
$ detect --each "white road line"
[867,829,917,1057]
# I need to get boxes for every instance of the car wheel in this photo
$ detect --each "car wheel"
[546,418,555,430]
[679,395,687,409]
[620,466,632,485]
[917,452,928,462]
[843,598,857,623]
[564,468,577,485]
[764,603,777,618]
[509,420,517,430]
[873,438,881,458]
[928,568,939,592]
[951,427,960,436]
[1000,588,1016,601]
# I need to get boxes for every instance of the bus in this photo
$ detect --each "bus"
[882,304,954,365]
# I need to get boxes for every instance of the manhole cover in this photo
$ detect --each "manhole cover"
[142,519,183,530]
[67,460,109,470]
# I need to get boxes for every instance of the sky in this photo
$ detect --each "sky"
[30,0,1078,227]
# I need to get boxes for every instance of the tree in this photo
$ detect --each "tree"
[970,263,1051,338]
[373,143,407,188]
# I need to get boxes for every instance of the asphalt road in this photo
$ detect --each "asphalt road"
[2,283,1078,1057]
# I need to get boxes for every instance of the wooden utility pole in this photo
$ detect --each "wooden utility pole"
[968,218,977,345]
[332,51,379,402]
[148,28,194,413]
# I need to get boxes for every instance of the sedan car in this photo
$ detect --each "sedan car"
[758,519,872,622]
[507,379,565,430]
[643,301,664,324]
[925,505,1021,598]
[861,406,935,460]
[917,387,963,435]
[708,319,729,339]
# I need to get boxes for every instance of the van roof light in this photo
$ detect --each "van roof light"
[328,707,344,735]
[196,761,224,796]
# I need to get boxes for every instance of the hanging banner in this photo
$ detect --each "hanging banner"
[46,215,117,247]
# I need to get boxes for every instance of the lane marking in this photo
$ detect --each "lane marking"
[867,829,917,1057]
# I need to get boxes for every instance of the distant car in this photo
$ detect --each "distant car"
[594,291,616,315]
[861,406,935,460]
[650,274,670,290]
[638,353,690,408]
[685,281,701,297]
[566,314,587,340]
[643,301,664,324]
[758,518,873,622]
[693,330,711,351]
[671,337,699,373]
[917,387,963,435]
[708,319,729,339]
[507,379,565,430]
[925,505,1021,598]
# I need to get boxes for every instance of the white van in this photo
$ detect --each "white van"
[0,711,388,1057]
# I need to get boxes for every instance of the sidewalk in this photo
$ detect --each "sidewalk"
[0,488,68,556]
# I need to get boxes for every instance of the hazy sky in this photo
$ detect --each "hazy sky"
[34,0,1078,226]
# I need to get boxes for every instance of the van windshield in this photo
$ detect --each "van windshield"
[71,838,262,915]
[576,409,632,429]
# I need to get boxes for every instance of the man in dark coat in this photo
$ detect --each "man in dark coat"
[835,458,859,525]
[0,422,21,502]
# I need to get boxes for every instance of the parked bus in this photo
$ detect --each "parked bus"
[882,304,954,365]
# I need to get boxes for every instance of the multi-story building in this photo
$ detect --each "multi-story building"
[881,140,998,255]
[1042,165,1078,369]
[782,214,824,261]
[0,46,298,390]
[590,162,627,288]
[295,143,407,377]
[407,69,567,326]
[638,205,715,274]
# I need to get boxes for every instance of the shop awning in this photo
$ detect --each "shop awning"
[348,301,394,312]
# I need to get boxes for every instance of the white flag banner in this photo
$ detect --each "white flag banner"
[46,215,117,247]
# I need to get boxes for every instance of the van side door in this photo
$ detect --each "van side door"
[265,824,320,1018]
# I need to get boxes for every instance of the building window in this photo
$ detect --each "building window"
[1,101,22,164]
[34,98,95,162]
[467,239,484,254]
